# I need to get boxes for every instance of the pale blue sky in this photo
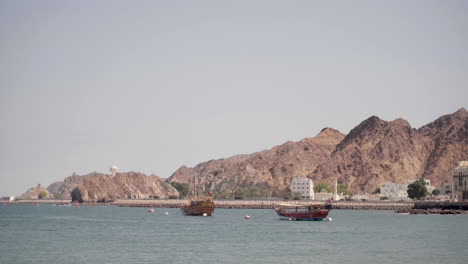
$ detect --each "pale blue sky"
[1,0,467,195]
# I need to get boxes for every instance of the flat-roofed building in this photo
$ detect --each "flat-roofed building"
[291,178,314,199]
[453,161,468,201]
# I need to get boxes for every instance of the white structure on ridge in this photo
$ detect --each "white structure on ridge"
[110,165,119,177]
[291,177,315,199]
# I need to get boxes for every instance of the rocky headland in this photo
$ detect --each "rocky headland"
[43,172,179,202]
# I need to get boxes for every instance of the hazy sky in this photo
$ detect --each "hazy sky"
[1,1,467,196]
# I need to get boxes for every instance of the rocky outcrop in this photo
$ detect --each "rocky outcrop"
[72,172,179,202]
[47,172,104,199]
[18,185,54,200]
[168,128,345,195]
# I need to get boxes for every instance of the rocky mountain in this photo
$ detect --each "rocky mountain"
[47,172,179,202]
[419,108,468,184]
[168,108,467,196]
[168,128,345,196]
[18,184,54,200]
[309,117,433,194]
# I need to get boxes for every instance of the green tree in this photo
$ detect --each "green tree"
[407,179,428,200]
[170,182,189,198]
[432,189,440,196]
[314,183,330,193]
[283,188,292,200]
[38,191,48,199]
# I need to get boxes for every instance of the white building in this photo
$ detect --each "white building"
[1,196,15,201]
[291,178,314,199]
[453,161,468,201]
[380,181,409,200]
[314,192,332,201]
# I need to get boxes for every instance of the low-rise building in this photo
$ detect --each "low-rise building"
[380,181,409,200]
[291,177,314,199]
[435,182,452,195]
[453,161,468,201]
[314,192,332,201]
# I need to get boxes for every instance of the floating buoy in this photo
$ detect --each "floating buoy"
[327,217,333,221]
[164,212,169,215]
[244,215,251,219]
[202,213,207,216]
[148,209,155,213]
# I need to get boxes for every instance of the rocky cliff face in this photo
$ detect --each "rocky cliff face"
[168,128,345,195]
[47,172,179,202]
[168,108,467,195]
[419,108,468,185]
[77,172,179,202]
[47,172,104,199]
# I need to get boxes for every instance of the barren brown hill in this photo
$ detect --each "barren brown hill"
[169,108,467,196]
[168,128,345,196]
[310,116,433,194]
[419,108,468,185]
[75,172,179,202]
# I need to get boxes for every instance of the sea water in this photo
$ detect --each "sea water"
[1,204,467,264]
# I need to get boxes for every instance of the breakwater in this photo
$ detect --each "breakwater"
[396,201,468,215]
[113,199,414,210]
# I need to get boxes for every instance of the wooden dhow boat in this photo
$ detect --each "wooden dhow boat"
[181,175,214,216]
[274,200,332,221]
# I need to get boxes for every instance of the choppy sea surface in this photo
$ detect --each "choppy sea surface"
[1,204,467,264]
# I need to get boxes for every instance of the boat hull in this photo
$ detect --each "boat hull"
[274,208,329,221]
[181,197,215,216]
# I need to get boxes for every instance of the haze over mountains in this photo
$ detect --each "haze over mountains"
[19,108,466,201]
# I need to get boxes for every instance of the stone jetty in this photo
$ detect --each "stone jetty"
[113,199,414,210]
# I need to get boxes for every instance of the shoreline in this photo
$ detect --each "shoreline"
[5,199,414,210]
[6,199,467,212]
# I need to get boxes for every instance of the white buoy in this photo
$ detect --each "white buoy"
[327,217,333,221]
[202,213,208,216]
[244,215,251,219]
[164,212,169,215]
